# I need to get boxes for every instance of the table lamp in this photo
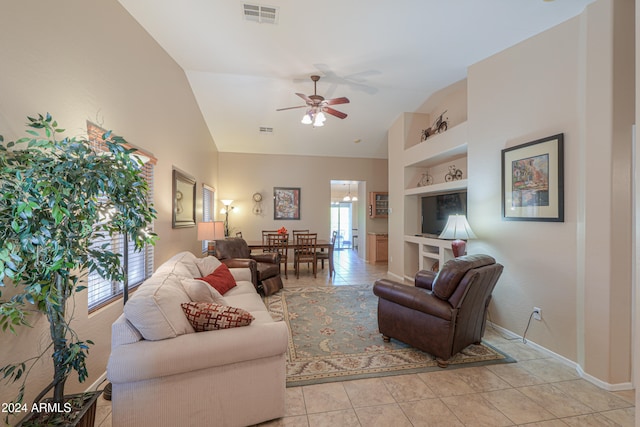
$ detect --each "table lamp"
[438,214,477,258]
[198,221,225,255]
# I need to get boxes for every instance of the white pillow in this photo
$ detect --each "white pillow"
[124,273,195,340]
[195,255,222,276]
[181,278,227,305]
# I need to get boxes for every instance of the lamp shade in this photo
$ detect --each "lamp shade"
[197,221,225,241]
[438,215,477,240]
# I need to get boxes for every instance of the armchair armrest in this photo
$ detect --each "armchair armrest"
[415,270,436,290]
[221,258,258,287]
[373,279,452,321]
[251,252,280,264]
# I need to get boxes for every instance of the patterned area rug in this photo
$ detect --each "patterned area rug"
[264,285,515,387]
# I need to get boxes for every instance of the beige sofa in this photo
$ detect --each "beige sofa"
[106,251,288,427]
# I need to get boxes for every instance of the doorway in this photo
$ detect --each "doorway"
[330,180,362,252]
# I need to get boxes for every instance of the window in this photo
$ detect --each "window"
[86,123,156,312]
[202,184,215,253]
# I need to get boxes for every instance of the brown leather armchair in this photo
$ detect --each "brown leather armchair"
[213,237,282,294]
[373,254,503,366]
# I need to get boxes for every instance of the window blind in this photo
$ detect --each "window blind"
[86,122,156,312]
[202,184,215,253]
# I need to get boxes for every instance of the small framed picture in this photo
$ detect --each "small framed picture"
[274,187,300,220]
[501,134,564,222]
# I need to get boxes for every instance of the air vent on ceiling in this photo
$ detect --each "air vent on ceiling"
[259,126,274,135]
[243,3,279,24]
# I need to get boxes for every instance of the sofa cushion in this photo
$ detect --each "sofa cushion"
[181,302,254,331]
[155,251,201,278]
[197,264,237,295]
[195,255,222,276]
[182,278,228,305]
[124,273,195,341]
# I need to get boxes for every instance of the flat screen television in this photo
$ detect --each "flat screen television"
[421,190,467,236]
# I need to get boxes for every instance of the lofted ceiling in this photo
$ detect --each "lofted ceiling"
[118,0,595,159]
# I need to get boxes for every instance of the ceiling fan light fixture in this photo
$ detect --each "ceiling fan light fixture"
[313,112,325,127]
[301,113,312,125]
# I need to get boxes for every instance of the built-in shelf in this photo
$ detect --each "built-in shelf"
[404,179,468,197]
[403,121,468,169]
[402,120,468,273]
[403,235,454,276]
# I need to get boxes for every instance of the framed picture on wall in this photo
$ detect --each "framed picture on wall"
[172,168,196,228]
[274,187,301,220]
[501,133,564,222]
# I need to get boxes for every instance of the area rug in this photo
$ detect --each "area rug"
[264,285,515,387]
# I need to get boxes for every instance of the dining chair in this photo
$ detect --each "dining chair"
[267,233,289,279]
[262,230,279,253]
[292,229,310,240]
[262,230,278,245]
[294,233,317,278]
[317,230,337,276]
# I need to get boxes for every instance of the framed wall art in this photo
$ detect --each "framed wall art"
[274,187,300,220]
[172,168,196,228]
[501,133,564,222]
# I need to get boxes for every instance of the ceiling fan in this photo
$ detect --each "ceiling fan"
[277,75,350,126]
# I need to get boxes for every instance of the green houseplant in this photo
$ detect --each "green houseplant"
[0,113,157,426]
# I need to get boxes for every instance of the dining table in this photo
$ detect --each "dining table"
[245,238,334,275]
[245,239,332,253]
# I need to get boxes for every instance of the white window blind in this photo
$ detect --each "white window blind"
[86,123,156,312]
[202,184,215,253]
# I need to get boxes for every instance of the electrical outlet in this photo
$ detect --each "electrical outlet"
[533,307,542,321]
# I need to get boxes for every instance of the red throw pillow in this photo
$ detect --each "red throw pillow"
[181,302,254,332]
[196,263,237,295]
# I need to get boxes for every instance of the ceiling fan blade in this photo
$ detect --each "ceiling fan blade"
[276,105,307,111]
[324,107,348,119]
[325,97,350,106]
[296,93,312,103]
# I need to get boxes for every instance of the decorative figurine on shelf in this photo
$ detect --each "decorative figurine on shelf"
[421,110,449,141]
[445,165,464,181]
[417,172,433,187]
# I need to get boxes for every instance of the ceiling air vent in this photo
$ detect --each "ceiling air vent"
[243,3,279,24]
[259,126,274,135]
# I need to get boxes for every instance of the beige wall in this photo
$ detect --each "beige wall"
[469,0,634,386]
[217,152,388,250]
[389,0,635,388]
[0,0,218,412]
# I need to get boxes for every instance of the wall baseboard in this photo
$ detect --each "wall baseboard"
[487,322,633,392]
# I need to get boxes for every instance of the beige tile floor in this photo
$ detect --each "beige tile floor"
[96,249,636,427]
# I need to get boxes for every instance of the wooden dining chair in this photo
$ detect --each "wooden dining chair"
[267,233,289,279]
[294,233,317,278]
[262,230,278,245]
[317,230,337,276]
[262,230,279,253]
[292,229,309,240]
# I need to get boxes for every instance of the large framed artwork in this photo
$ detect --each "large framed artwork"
[172,168,196,228]
[274,187,301,220]
[501,133,564,222]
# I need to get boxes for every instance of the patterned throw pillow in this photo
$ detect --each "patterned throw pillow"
[196,264,237,295]
[181,302,254,332]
